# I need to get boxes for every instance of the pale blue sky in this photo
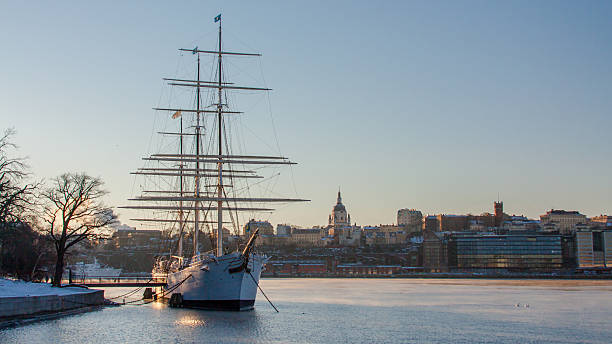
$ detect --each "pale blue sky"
[1,1,611,227]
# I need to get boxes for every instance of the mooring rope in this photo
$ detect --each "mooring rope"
[106,278,155,301]
[248,271,279,313]
[123,274,192,306]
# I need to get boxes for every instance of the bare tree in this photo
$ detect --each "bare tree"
[0,129,43,278]
[0,128,36,225]
[41,173,116,286]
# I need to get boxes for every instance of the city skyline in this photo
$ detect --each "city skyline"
[2,1,612,228]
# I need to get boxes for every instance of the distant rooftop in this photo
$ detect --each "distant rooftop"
[545,209,583,215]
[292,228,321,234]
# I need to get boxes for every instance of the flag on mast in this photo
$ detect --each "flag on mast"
[172,110,182,119]
[214,14,221,22]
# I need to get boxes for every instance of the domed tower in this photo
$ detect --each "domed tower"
[329,189,350,229]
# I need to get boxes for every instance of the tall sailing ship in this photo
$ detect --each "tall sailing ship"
[121,15,307,311]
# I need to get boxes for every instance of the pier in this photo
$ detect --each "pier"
[65,276,167,288]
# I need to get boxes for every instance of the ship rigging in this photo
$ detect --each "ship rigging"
[119,14,308,311]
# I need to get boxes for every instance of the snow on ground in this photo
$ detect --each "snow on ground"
[0,278,95,297]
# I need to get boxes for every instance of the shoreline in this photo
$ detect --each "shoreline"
[0,304,104,329]
[0,279,105,327]
[262,274,612,280]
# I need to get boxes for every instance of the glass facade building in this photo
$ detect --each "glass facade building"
[450,233,563,272]
[576,230,612,269]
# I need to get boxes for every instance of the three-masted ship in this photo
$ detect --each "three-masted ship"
[120,14,307,311]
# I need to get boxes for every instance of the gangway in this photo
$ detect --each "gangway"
[64,275,167,287]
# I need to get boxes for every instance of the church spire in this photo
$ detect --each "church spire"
[337,187,342,204]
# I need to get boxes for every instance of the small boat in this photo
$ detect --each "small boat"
[64,257,122,281]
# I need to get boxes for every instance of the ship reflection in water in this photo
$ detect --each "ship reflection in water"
[1,278,611,344]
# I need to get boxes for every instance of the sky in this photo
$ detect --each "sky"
[1,1,611,228]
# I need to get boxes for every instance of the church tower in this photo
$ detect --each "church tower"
[329,189,350,239]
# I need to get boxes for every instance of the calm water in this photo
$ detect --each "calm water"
[1,278,611,343]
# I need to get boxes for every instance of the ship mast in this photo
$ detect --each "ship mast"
[121,14,310,261]
[216,16,224,257]
[177,115,184,257]
[194,52,201,256]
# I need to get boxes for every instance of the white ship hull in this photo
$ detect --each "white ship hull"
[64,258,122,281]
[159,252,266,311]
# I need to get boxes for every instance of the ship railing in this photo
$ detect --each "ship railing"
[187,250,217,266]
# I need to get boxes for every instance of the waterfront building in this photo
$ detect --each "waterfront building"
[363,230,376,246]
[391,230,408,245]
[503,216,541,231]
[474,212,496,229]
[321,235,335,246]
[494,201,504,227]
[243,219,274,236]
[254,234,273,247]
[449,232,563,272]
[422,229,450,272]
[561,235,577,268]
[469,219,486,232]
[379,224,401,232]
[254,233,290,247]
[437,214,469,232]
[423,215,440,232]
[335,264,403,276]
[363,231,399,246]
[289,228,325,247]
[295,263,328,275]
[576,228,612,269]
[319,226,330,237]
[364,232,386,246]
[361,225,408,246]
[541,222,557,232]
[591,215,612,227]
[362,226,378,246]
[397,209,423,233]
[276,224,292,235]
[540,209,587,235]
[264,260,327,276]
[338,226,361,247]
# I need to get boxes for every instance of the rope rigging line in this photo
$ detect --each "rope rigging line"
[221,119,243,234]
[247,270,278,313]
[122,273,193,306]
[105,279,154,300]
